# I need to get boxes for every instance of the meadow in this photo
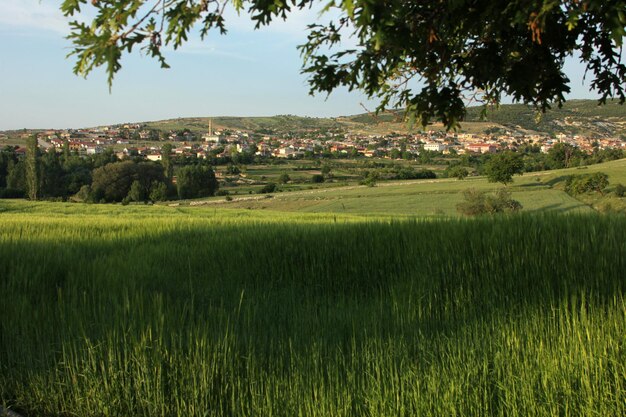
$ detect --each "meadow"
[1,201,625,417]
[193,158,626,215]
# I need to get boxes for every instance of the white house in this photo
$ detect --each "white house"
[423,142,447,152]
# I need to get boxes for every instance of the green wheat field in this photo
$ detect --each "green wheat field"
[1,199,625,416]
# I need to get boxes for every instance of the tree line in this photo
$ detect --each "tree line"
[444,143,624,181]
[0,140,218,203]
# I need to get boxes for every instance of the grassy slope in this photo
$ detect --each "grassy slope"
[463,99,626,136]
[193,158,626,216]
[144,115,342,135]
[138,99,625,136]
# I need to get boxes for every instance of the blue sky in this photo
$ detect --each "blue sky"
[0,0,604,130]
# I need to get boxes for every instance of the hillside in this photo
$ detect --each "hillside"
[181,158,626,216]
[144,115,343,136]
[463,99,626,136]
[140,99,625,138]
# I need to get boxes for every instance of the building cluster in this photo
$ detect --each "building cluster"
[12,121,625,161]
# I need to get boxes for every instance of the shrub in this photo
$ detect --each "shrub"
[565,172,609,195]
[0,188,26,199]
[259,183,277,194]
[71,185,92,203]
[226,164,240,175]
[278,172,291,184]
[448,166,469,180]
[457,188,523,216]
[311,174,325,183]
[359,170,380,187]
[614,183,625,198]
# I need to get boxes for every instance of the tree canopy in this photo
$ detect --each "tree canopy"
[61,1,625,128]
[485,151,525,185]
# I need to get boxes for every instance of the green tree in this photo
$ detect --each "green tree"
[149,181,169,202]
[177,165,219,199]
[64,155,93,195]
[92,161,166,202]
[92,148,119,168]
[25,135,39,200]
[127,180,147,202]
[485,151,524,185]
[39,151,66,198]
[60,1,625,129]
[6,160,27,196]
[0,146,17,189]
[547,143,583,169]
[161,143,173,180]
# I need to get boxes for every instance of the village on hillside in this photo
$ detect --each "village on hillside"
[2,119,625,161]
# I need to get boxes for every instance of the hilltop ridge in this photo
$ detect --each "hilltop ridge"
[138,99,625,138]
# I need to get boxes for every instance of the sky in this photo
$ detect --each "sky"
[0,0,606,130]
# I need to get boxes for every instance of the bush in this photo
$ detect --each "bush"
[448,166,469,180]
[359,170,380,187]
[564,172,609,195]
[0,188,26,199]
[259,183,277,194]
[614,183,625,198]
[72,185,92,203]
[278,172,291,184]
[395,167,437,180]
[457,188,523,216]
[311,174,325,183]
[226,164,240,175]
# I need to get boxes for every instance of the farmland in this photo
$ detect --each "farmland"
[1,198,625,416]
[181,158,626,215]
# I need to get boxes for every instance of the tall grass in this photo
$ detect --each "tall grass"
[0,205,624,416]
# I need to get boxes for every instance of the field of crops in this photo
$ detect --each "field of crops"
[1,202,624,417]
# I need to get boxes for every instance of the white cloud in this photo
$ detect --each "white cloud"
[0,0,70,34]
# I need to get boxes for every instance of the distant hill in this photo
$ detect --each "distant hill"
[341,99,625,137]
[144,115,342,136]
[463,99,626,136]
[139,99,624,138]
[1,99,623,139]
